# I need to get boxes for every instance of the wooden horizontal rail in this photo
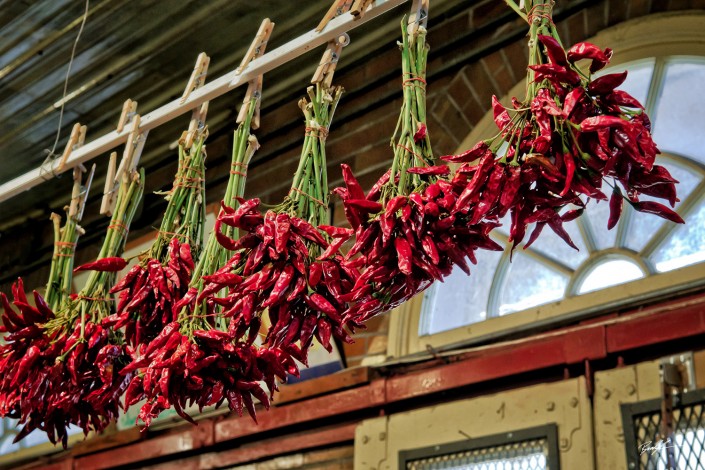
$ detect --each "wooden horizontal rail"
[0,0,410,205]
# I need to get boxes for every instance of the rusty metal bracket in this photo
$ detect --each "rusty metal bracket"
[659,352,694,469]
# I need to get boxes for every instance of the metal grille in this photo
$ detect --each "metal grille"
[406,439,548,470]
[622,389,705,469]
[399,425,559,470]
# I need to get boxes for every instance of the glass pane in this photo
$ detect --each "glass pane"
[623,158,701,253]
[577,258,645,294]
[650,198,705,272]
[652,60,705,165]
[615,58,654,106]
[498,251,568,315]
[420,249,503,335]
[528,218,588,269]
[584,197,618,250]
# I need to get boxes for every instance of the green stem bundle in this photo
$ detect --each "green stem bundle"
[149,136,208,263]
[386,19,433,203]
[45,169,144,338]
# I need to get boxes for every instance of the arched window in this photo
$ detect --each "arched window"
[390,14,705,357]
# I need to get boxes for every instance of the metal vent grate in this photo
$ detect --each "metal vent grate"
[399,425,559,470]
[622,389,705,469]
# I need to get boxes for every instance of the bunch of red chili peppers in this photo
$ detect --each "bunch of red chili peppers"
[105,135,207,348]
[336,19,504,324]
[487,0,682,251]
[208,83,357,363]
[0,169,144,446]
[120,97,296,427]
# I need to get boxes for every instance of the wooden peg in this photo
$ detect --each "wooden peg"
[350,0,374,19]
[117,99,138,133]
[316,0,352,32]
[76,164,95,222]
[408,0,430,38]
[180,52,210,104]
[237,19,273,73]
[311,34,349,86]
[69,165,84,219]
[100,152,118,216]
[182,53,211,149]
[68,163,94,221]
[236,19,275,130]
[57,123,87,172]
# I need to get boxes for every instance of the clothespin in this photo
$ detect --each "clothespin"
[101,100,148,216]
[69,163,95,221]
[117,99,137,134]
[57,122,87,173]
[99,152,117,216]
[316,0,353,32]
[236,18,274,130]
[180,52,210,104]
[408,0,430,38]
[350,0,374,19]
[311,33,350,87]
[181,52,211,149]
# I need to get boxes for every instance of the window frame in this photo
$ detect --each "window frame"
[398,424,560,470]
[388,13,705,358]
[620,387,705,469]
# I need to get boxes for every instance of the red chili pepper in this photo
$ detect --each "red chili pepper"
[110,265,142,293]
[421,235,440,265]
[606,90,644,109]
[588,71,628,95]
[567,42,612,73]
[318,225,353,240]
[179,244,195,271]
[528,64,581,86]
[73,257,127,273]
[407,165,450,175]
[315,317,333,352]
[538,34,568,65]
[607,185,623,230]
[366,169,391,201]
[345,199,383,213]
[492,96,511,131]
[306,294,341,323]
[12,345,40,388]
[144,322,180,357]
[563,87,585,117]
[290,217,327,246]
[413,123,427,143]
[547,218,579,250]
[340,163,366,200]
[631,201,685,224]
[202,272,242,287]
[214,218,239,251]
[1,293,25,329]
[394,237,413,276]
[579,115,629,132]
[318,236,346,260]
[32,291,53,321]
[262,265,295,308]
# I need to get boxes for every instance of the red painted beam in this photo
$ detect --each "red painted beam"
[74,422,213,469]
[386,325,606,402]
[201,423,356,469]
[214,380,385,443]
[606,303,705,353]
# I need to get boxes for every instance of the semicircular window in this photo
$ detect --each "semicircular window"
[420,56,705,336]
